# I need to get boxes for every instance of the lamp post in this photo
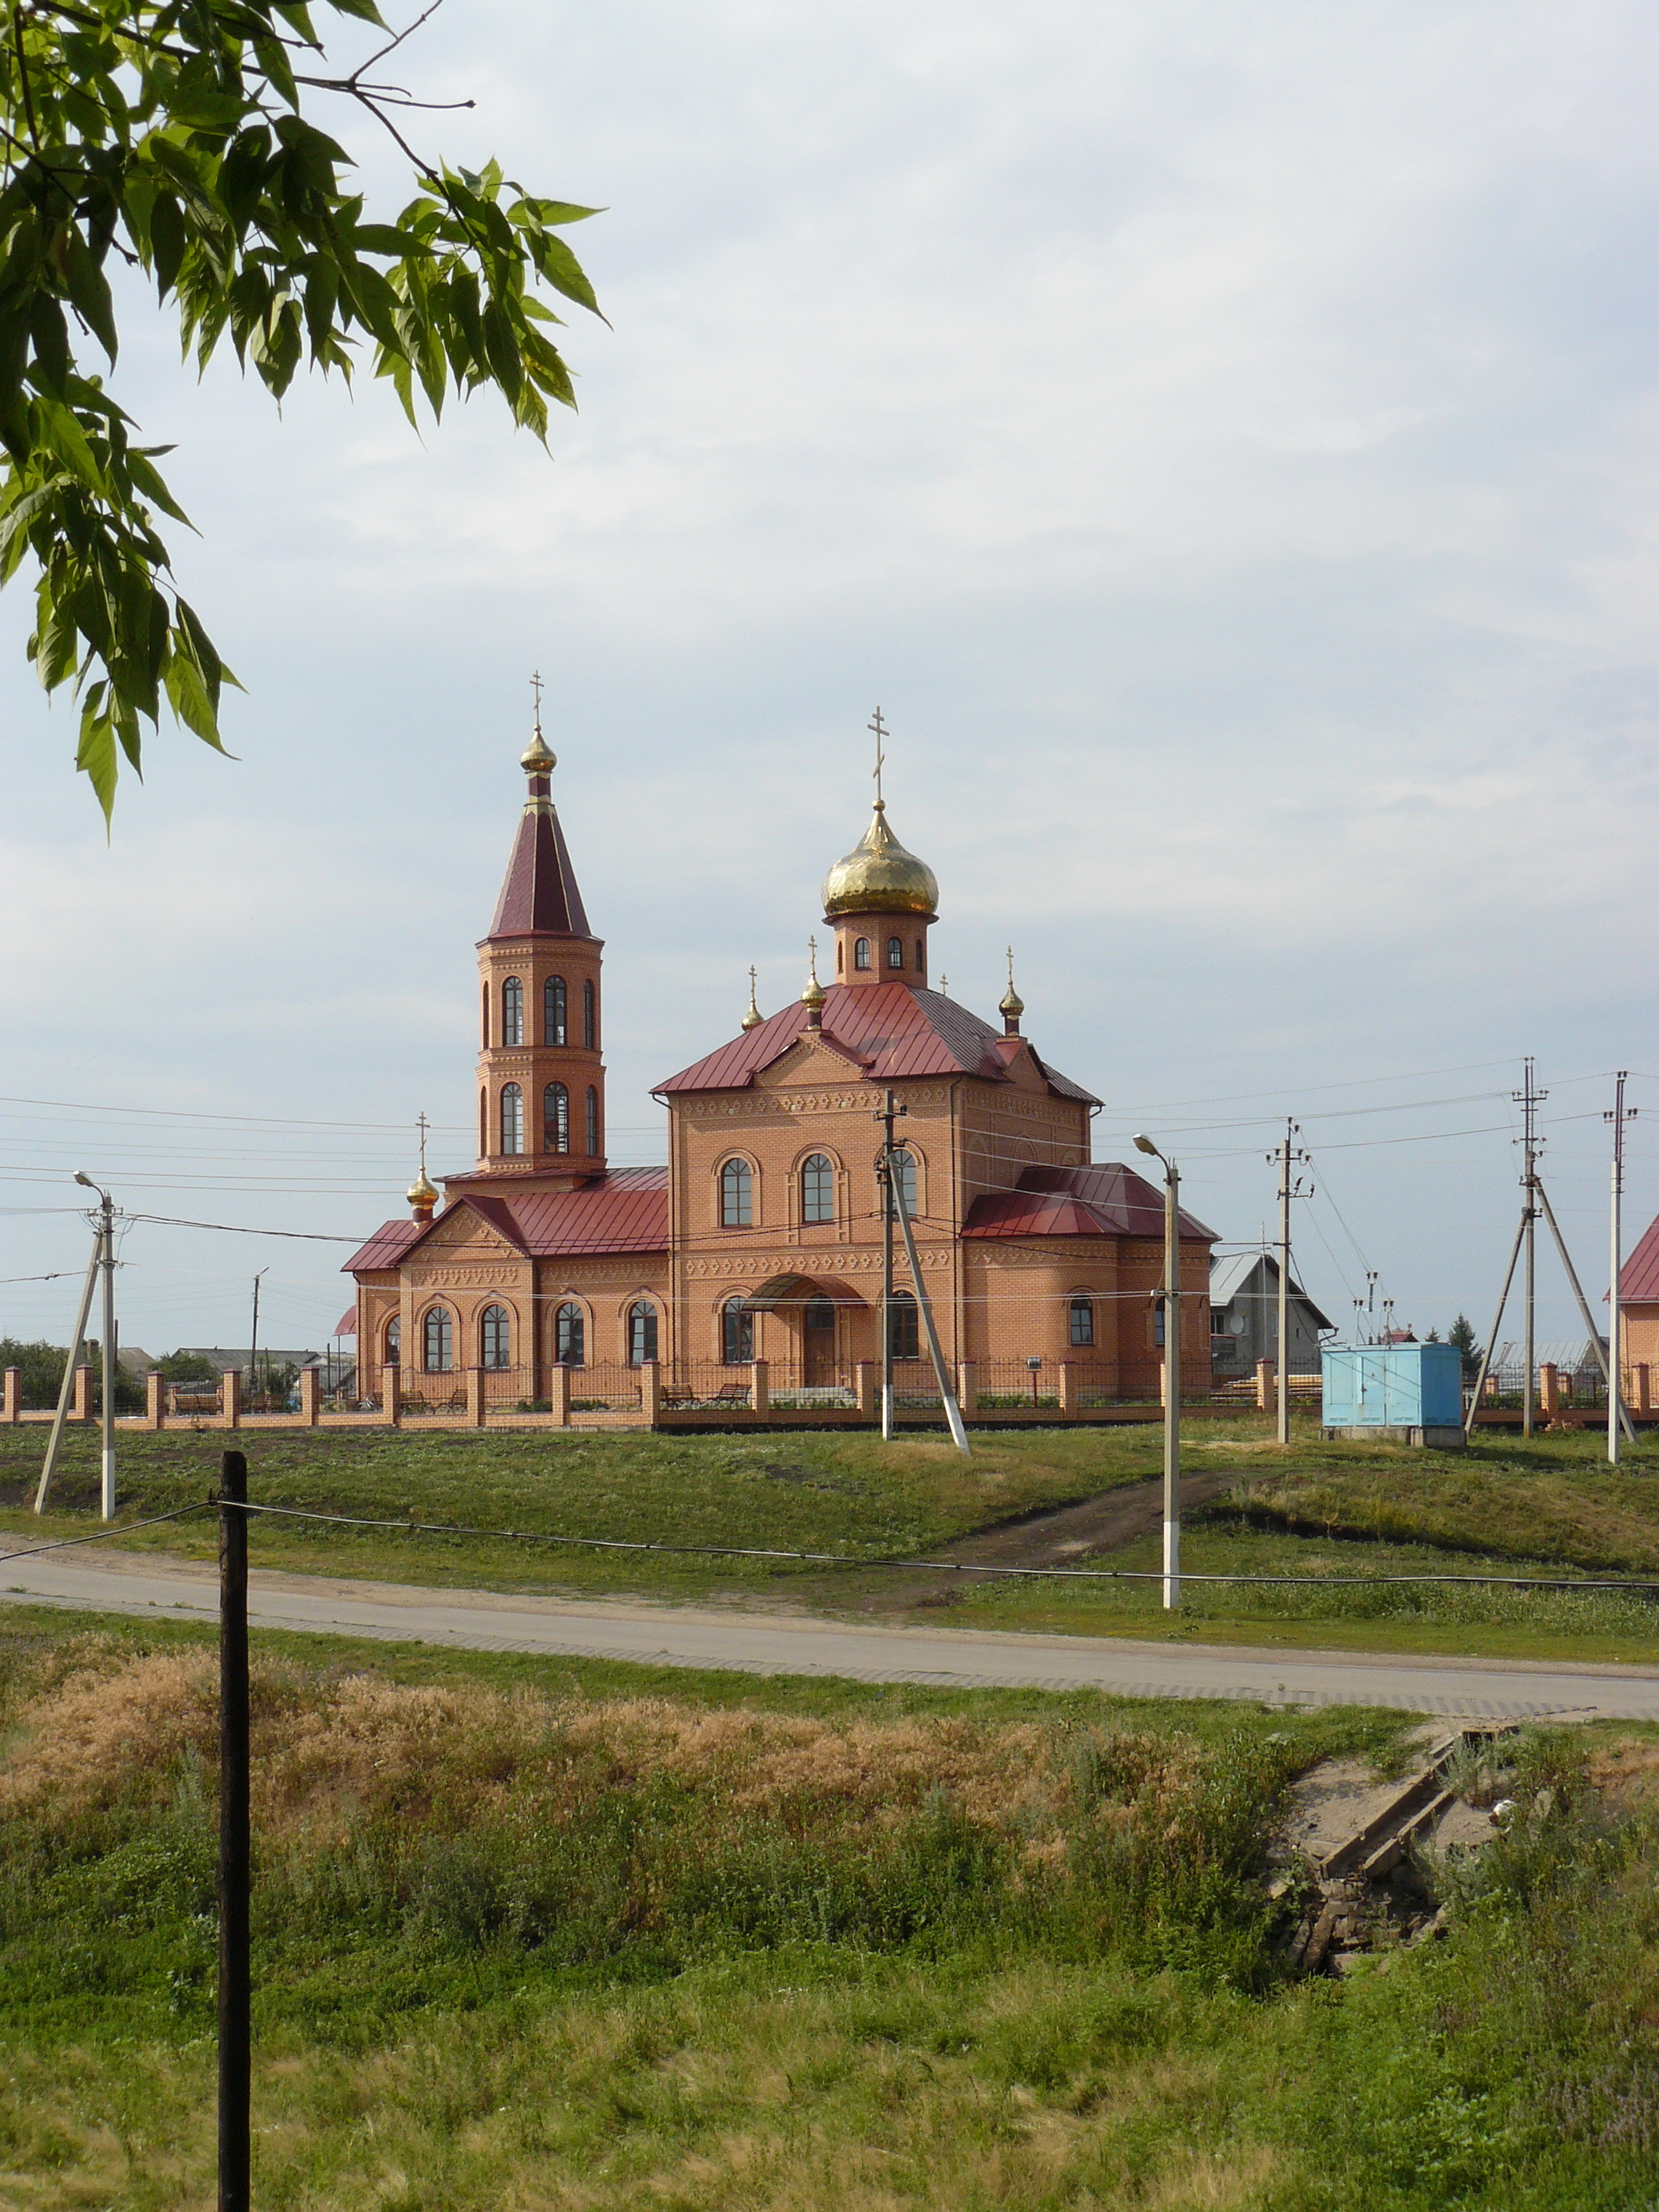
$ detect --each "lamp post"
[1134,1135,1180,1610]
[73,1173,117,1521]
[1026,1354,1042,1407]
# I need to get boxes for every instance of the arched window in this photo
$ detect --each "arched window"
[384,1316,401,1368]
[853,937,871,970]
[914,939,925,973]
[423,1306,453,1373]
[805,1295,835,1336]
[880,1147,917,1220]
[480,1304,511,1370]
[720,1158,753,1227]
[555,1302,585,1366]
[1069,1294,1095,1349]
[800,1153,835,1224]
[543,1081,569,1153]
[628,1301,658,1366]
[836,940,844,972]
[481,983,490,1046]
[886,935,904,969]
[479,1089,487,1155]
[886,1291,920,1362]
[500,1083,524,1155]
[583,978,597,1049]
[585,1086,600,1155]
[544,975,567,1045]
[722,1297,754,1365]
[1153,1301,1166,1349]
[502,976,524,1046]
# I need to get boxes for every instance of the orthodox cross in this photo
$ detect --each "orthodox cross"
[806,933,820,985]
[530,668,545,734]
[868,707,887,805]
[415,1111,430,1177]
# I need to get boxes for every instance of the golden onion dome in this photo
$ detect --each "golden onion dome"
[406,1168,439,1211]
[520,725,556,775]
[820,802,938,919]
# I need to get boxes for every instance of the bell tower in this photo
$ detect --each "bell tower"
[466,691,607,1187]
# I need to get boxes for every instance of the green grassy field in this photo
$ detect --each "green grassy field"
[0,1605,1655,2211]
[5,1421,1659,1664]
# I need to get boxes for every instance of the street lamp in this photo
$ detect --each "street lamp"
[1133,1134,1180,1610]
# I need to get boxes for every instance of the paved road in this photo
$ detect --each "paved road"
[5,1547,1659,1720]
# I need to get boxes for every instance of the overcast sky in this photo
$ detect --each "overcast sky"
[1,0,1654,1359]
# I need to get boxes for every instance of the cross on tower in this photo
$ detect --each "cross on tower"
[868,707,887,806]
[530,669,545,734]
[416,1111,430,1176]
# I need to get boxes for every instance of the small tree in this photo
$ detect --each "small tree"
[158,1348,219,1383]
[1448,1314,1482,1383]
[0,1335,71,1409]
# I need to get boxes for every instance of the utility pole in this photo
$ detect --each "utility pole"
[874,1089,906,1442]
[1607,1073,1636,1465]
[217,1449,251,2212]
[1517,1057,1544,1439]
[34,1202,104,1516]
[248,1269,267,1410]
[94,1184,115,1519]
[1134,1134,1181,1609]
[1271,1121,1310,1446]
[888,1147,970,1454]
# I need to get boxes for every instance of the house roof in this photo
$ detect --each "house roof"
[1620,1211,1659,1303]
[343,1167,669,1275]
[487,799,592,940]
[655,984,1100,1104]
[1209,1251,1334,1329]
[962,1163,1218,1243]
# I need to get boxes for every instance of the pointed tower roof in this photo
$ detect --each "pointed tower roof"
[486,713,593,940]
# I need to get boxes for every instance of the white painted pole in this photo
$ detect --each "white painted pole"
[1276,1126,1291,1447]
[1609,1071,1629,1466]
[35,1224,103,1516]
[100,1193,116,1520]
[890,1165,970,1454]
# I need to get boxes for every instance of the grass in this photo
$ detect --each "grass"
[6,1422,1659,1666]
[1,1606,1657,2208]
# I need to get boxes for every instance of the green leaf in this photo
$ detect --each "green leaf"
[76,707,119,826]
[150,193,187,298]
[28,297,70,395]
[64,229,119,365]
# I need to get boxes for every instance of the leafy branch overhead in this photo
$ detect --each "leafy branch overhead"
[0,0,602,816]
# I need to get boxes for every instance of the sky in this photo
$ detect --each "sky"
[1,0,1655,1362]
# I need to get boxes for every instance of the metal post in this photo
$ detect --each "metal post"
[34,1224,102,1514]
[1608,1073,1635,1465]
[1518,1058,1544,1439]
[1274,1123,1303,1445]
[1535,1177,1636,1444]
[875,1088,906,1442]
[889,1159,970,1453]
[249,1269,267,1412]
[218,1448,251,2212]
[99,1192,115,1521]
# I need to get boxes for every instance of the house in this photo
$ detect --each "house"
[1209,1253,1332,1379]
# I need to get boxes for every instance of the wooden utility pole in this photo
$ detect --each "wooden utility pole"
[34,1218,102,1515]
[219,1449,251,2212]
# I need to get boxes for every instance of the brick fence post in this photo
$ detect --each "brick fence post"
[2,1368,19,1424]
[641,1359,662,1428]
[750,1359,768,1418]
[73,1365,94,1422]
[1255,1358,1275,1413]
[222,1368,243,1429]
[385,1365,402,1426]
[1538,1362,1559,1418]
[146,1371,166,1430]
[855,1361,877,1420]
[299,1367,321,1426]
[466,1368,486,1428]
[552,1364,571,1426]
[956,1360,977,1416]
[1058,1362,1078,1417]
[1635,1363,1652,1417]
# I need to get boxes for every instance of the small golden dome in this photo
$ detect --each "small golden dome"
[520,725,556,775]
[406,1168,439,1210]
[740,965,763,1031]
[999,981,1025,1017]
[820,802,938,919]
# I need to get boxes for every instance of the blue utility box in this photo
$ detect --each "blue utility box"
[1321,1343,1465,1448]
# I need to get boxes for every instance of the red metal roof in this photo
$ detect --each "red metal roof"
[655,985,1100,1105]
[344,1167,668,1275]
[333,1306,357,1337]
[1621,1211,1659,1302]
[962,1163,1217,1243]
[487,801,592,940]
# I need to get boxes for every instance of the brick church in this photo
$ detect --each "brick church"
[346,717,1216,1408]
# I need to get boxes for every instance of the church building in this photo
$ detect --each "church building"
[345,719,1217,1410]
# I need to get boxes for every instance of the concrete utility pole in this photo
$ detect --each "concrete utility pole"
[874,1089,906,1441]
[93,1182,116,1520]
[1518,1057,1544,1439]
[248,1269,267,1410]
[888,1147,970,1454]
[1607,1073,1636,1465]
[1135,1134,1181,1609]
[34,1204,104,1516]
[1272,1121,1310,1447]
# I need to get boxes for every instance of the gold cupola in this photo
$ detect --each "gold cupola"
[999,947,1025,1036]
[821,801,938,921]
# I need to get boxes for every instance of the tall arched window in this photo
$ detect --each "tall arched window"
[1069,1294,1095,1348]
[583,978,597,1049]
[628,1301,658,1366]
[720,1158,753,1227]
[500,1083,524,1155]
[585,1086,600,1155]
[479,1089,487,1155]
[543,1082,569,1153]
[502,976,524,1046]
[555,1302,585,1366]
[423,1306,453,1373]
[853,937,871,970]
[480,1305,511,1370]
[914,940,925,973]
[886,935,904,969]
[800,1154,835,1224]
[384,1317,401,1368]
[722,1298,753,1365]
[886,1291,919,1361]
[544,975,567,1045]
[481,983,489,1046]
[880,1148,917,1220]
